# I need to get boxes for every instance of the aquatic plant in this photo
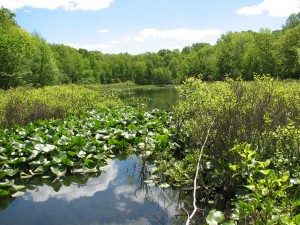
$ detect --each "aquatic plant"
[0,107,176,197]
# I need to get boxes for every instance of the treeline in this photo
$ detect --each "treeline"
[0,7,299,89]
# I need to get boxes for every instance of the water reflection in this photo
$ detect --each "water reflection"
[120,86,179,110]
[0,156,184,225]
[23,161,118,202]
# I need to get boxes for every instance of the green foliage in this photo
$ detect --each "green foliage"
[144,78,300,224]
[206,210,228,225]
[0,107,176,197]
[1,7,300,89]
[0,26,34,89]
[0,7,17,28]
[0,85,122,127]
[283,12,300,30]
[28,35,59,86]
[226,143,300,224]
[175,77,300,152]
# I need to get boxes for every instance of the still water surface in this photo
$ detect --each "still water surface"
[0,87,183,225]
[119,86,178,110]
[0,156,182,225]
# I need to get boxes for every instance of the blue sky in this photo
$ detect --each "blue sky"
[1,0,299,54]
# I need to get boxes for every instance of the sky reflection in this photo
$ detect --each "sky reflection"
[0,156,183,225]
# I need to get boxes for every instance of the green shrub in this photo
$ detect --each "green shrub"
[153,77,300,218]
[0,85,122,127]
[175,76,300,152]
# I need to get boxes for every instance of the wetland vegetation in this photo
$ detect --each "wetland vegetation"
[0,6,300,225]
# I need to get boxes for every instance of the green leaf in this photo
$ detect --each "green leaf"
[229,164,237,171]
[12,142,25,150]
[20,172,33,179]
[0,171,6,179]
[67,151,77,157]
[8,157,26,165]
[57,136,69,145]
[0,180,14,187]
[293,214,300,224]
[144,179,156,186]
[4,168,18,177]
[206,210,225,225]
[221,221,236,225]
[60,156,74,167]
[77,150,86,158]
[293,190,300,206]
[34,144,56,153]
[123,132,136,140]
[159,183,170,188]
[74,136,86,146]
[11,191,25,198]
[72,167,98,174]
[34,166,44,174]
[28,150,40,160]
[93,153,105,160]
[11,184,25,191]
[244,185,255,191]
[127,124,137,131]
[259,169,270,175]
[0,189,9,197]
[282,171,290,181]
[50,167,67,177]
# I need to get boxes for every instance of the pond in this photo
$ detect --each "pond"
[119,86,179,110]
[0,156,184,225]
[0,87,185,225]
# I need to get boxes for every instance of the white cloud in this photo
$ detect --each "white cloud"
[110,40,120,44]
[23,161,118,202]
[61,28,222,54]
[132,28,222,42]
[24,9,32,13]
[98,29,110,33]
[0,0,114,11]
[113,183,179,217]
[237,0,300,17]
[67,43,111,51]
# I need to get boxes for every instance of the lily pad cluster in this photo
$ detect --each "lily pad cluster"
[0,107,176,197]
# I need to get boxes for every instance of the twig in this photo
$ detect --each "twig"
[155,121,213,225]
[186,121,214,225]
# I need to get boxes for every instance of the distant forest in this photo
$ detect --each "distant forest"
[0,7,299,89]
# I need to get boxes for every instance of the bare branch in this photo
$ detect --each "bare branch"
[186,121,214,225]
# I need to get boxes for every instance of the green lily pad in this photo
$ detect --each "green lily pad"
[50,167,67,177]
[4,168,18,177]
[11,191,25,198]
[0,189,9,197]
[34,144,56,153]
[0,171,6,179]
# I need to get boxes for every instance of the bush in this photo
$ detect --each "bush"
[164,76,300,209]
[0,85,122,127]
[175,76,300,153]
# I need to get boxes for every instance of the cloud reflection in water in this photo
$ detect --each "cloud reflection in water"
[23,161,118,202]
[0,156,183,225]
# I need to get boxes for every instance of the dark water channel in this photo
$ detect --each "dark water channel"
[0,87,184,225]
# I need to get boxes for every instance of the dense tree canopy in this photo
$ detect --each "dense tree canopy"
[0,7,299,89]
